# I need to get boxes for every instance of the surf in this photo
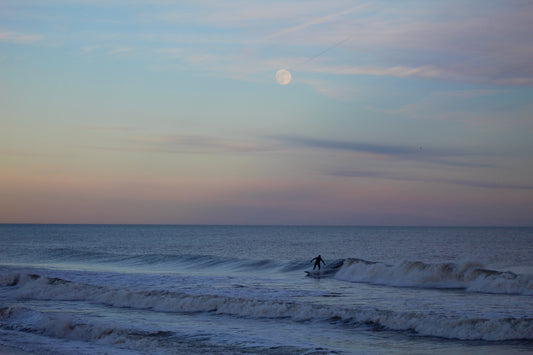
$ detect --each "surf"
[2,270,533,341]
[333,258,533,296]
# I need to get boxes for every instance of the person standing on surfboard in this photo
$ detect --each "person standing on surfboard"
[310,255,325,270]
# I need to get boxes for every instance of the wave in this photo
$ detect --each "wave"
[1,307,307,355]
[0,306,141,343]
[32,248,308,273]
[7,248,533,296]
[2,272,532,341]
[334,258,533,296]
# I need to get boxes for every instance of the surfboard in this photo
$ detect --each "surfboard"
[305,270,323,277]
[305,259,345,277]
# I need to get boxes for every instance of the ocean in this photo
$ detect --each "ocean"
[1,225,532,354]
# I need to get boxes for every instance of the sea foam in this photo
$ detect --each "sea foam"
[334,258,533,295]
[2,271,532,341]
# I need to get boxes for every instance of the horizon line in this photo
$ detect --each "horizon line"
[1,223,531,228]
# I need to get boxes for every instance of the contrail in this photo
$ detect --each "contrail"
[305,37,351,63]
[277,37,350,84]
[288,36,351,72]
[266,6,360,41]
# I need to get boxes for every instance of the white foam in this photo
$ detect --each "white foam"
[0,307,174,354]
[2,271,532,341]
[334,259,533,296]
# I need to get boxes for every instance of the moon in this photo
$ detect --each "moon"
[275,69,292,85]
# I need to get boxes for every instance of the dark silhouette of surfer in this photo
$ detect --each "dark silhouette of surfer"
[310,255,325,270]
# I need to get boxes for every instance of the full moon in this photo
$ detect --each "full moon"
[275,69,292,85]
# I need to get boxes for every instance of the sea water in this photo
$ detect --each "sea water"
[0,225,532,354]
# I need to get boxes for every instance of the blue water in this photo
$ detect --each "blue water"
[1,225,532,354]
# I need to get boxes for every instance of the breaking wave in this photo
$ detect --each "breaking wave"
[5,248,533,296]
[334,258,533,296]
[1,272,532,341]
[21,248,308,273]
[0,307,310,355]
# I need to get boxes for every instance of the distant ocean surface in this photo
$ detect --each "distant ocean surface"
[1,225,532,354]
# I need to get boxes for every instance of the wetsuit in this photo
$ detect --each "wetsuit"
[311,255,325,270]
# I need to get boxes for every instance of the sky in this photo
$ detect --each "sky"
[1,0,532,226]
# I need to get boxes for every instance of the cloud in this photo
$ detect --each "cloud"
[264,4,367,41]
[131,135,278,154]
[296,78,359,101]
[80,45,99,54]
[366,88,533,131]
[259,2,533,85]
[0,149,57,157]
[108,47,134,55]
[271,134,467,157]
[156,48,183,57]
[275,135,422,155]
[305,64,462,81]
[5,1,533,89]
[158,1,358,29]
[300,63,532,86]
[327,169,533,190]
[0,31,43,44]
[162,2,533,87]
[85,133,490,168]
[81,133,280,155]
[81,125,138,132]
[268,134,492,168]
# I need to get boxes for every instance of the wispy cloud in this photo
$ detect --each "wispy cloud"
[328,169,533,190]
[273,135,425,155]
[264,4,367,41]
[296,77,360,101]
[81,125,138,132]
[108,47,134,55]
[107,135,278,154]
[156,48,183,57]
[84,133,488,167]
[365,88,533,131]
[271,134,466,157]
[301,63,533,86]
[303,64,463,81]
[152,1,533,87]
[269,134,492,168]
[80,133,279,154]
[0,31,43,44]
[6,1,531,87]
[157,1,357,29]
[80,45,99,54]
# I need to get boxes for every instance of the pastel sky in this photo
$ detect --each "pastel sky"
[1,0,532,226]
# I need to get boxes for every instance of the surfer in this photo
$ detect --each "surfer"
[310,255,325,270]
